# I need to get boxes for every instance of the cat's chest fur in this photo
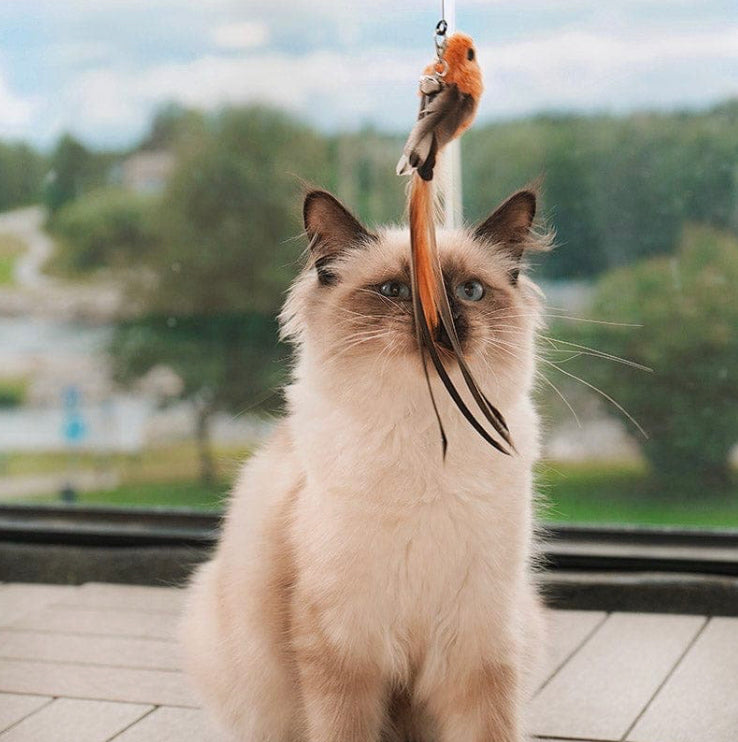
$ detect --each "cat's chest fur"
[287,383,537,674]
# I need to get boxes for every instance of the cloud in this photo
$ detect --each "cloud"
[0,71,37,138]
[476,28,738,117]
[212,22,270,50]
[24,20,738,146]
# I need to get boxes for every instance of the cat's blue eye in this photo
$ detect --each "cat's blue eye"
[456,280,485,301]
[379,281,411,300]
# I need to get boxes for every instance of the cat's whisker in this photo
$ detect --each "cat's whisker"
[542,312,643,328]
[535,371,582,428]
[541,357,648,439]
[327,329,394,361]
[539,335,653,372]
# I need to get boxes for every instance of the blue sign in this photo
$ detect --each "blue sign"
[61,385,87,444]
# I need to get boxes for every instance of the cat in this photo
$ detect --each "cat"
[181,186,552,742]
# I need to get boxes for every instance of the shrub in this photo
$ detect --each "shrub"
[51,188,159,273]
[558,225,738,486]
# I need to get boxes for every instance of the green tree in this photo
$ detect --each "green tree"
[44,134,119,215]
[0,142,46,211]
[52,188,159,273]
[138,103,206,152]
[143,106,330,314]
[560,225,738,486]
[111,106,329,480]
[111,314,285,483]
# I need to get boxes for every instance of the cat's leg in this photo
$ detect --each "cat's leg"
[424,661,522,742]
[293,618,386,742]
[182,558,298,742]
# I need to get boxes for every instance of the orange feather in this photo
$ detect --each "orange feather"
[409,174,439,331]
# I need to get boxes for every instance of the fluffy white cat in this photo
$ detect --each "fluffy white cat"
[181,187,551,742]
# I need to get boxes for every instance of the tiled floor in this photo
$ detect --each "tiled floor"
[0,582,736,741]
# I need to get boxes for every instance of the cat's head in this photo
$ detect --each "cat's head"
[281,188,550,401]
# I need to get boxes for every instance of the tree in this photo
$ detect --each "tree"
[559,225,738,486]
[111,106,329,481]
[51,188,159,273]
[111,314,285,483]
[139,106,330,314]
[0,142,46,211]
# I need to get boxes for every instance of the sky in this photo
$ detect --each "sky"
[0,0,736,149]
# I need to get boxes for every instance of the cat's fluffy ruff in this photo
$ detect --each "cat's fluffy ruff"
[181,193,549,742]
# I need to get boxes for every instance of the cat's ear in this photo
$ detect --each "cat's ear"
[474,190,538,285]
[304,190,375,285]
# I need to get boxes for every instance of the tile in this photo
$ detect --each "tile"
[7,606,178,640]
[0,699,151,742]
[0,659,195,707]
[541,609,607,684]
[0,585,75,627]
[111,706,229,742]
[0,694,51,734]
[57,584,184,615]
[628,617,738,742]
[0,630,181,670]
[530,612,705,741]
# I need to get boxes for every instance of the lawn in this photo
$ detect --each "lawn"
[63,480,228,510]
[537,460,738,528]
[7,448,738,528]
[0,232,25,285]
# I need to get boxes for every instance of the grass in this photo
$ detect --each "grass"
[6,446,738,528]
[0,232,25,285]
[537,460,738,528]
[0,377,28,409]
[2,442,251,481]
[49,480,228,510]
[3,443,250,510]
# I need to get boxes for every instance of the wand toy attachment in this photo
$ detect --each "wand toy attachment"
[397,21,512,457]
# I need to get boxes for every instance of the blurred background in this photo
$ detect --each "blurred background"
[0,1,735,527]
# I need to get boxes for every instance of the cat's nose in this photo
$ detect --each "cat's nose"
[434,316,465,350]
[435,322,454,350]
[434,296,465,350]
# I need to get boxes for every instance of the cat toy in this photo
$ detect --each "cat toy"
[397,19,513,456]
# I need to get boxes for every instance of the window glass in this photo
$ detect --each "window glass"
[0,2,735,528]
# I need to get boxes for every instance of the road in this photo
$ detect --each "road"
[1,205,55,290]
[0,205,121,320]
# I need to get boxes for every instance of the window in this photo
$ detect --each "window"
[0,1,735,534]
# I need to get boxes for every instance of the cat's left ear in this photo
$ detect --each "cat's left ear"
[474,190,539,285]
[304,190,375,286]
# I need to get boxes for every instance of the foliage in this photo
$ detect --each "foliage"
[50,188,159,274]
[44,134,119,215]
[556,225,738,485]
[110,312,286,482]
[0,233,25,285]
[325,128,406,227]
[0,377,28,408]
[137,103,207,152]
[143,106,331,315]
[111,313,286,413]
[0,141,46,212]
[463,101,738,278]
[109,107,330,481]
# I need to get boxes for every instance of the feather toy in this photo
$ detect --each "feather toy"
[398,25,512,456]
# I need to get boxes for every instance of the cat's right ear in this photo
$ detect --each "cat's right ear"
[304,190,375,286]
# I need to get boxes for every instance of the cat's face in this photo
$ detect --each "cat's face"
[282,190,549,401]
